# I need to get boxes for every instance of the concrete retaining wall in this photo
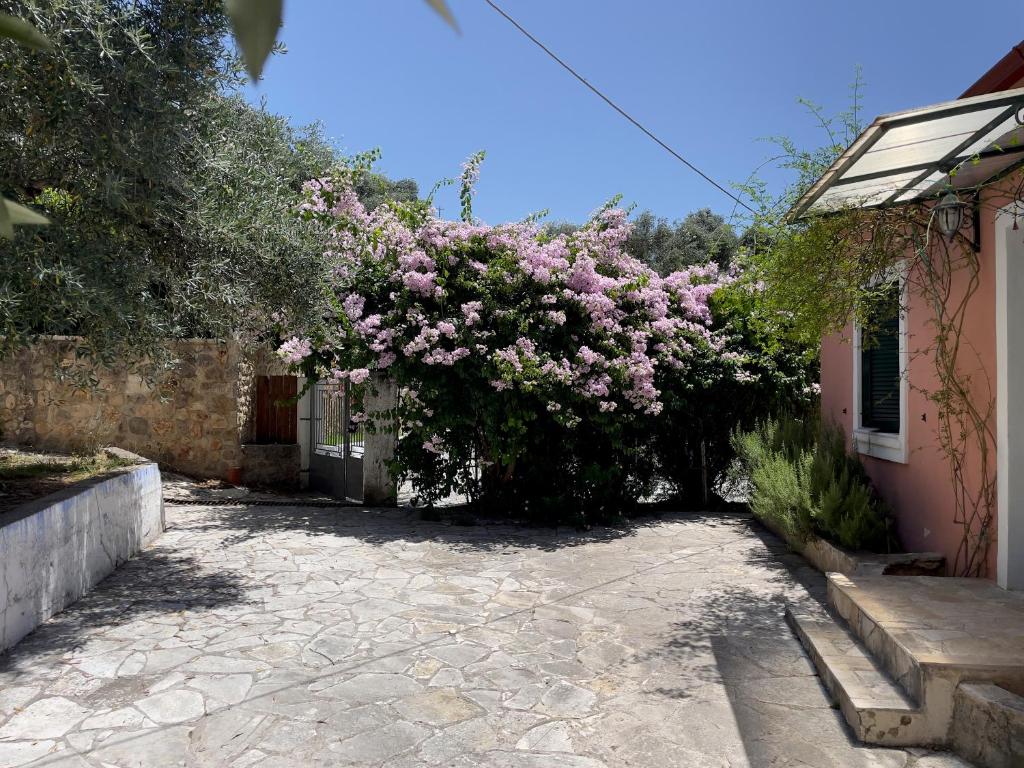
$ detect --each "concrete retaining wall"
[0,463,164,652]
[754,512,944,577]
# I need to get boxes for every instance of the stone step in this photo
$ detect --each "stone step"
[785,609,931,746]
[827,573,924,703]
[951,682,1024,768]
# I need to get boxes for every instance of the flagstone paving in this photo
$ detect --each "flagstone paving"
[0,504,970,767]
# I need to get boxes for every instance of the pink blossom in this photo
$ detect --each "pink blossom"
[278,337,312,364]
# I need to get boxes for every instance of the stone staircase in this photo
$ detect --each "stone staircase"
[787,572,1024,763]
[785,612,925,744]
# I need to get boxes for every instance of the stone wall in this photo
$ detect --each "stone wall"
[0,338,300,484]
[0,462,164,652]
[240,443,300,488]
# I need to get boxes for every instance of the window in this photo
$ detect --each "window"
[861,286,901,433]
[853,272,908,463]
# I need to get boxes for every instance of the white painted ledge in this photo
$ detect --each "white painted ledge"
[853,427,908,464]
[0,463,164,652]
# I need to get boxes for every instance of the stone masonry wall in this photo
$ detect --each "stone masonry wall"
[0,338,251,480]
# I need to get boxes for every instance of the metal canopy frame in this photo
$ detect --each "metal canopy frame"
[789,87,1024,221]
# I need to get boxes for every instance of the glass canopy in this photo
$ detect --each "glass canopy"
[788,87,1024,219]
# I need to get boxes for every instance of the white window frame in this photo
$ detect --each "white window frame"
[851,262,909,464]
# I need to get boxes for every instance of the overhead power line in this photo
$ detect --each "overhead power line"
[482,0,755,214]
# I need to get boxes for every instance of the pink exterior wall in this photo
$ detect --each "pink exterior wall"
[820,193,1009,576]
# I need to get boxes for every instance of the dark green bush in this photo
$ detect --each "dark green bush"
[732,415,897,552]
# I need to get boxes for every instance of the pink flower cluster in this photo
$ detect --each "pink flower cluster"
[277,337,312,364]
[284,171,746,428]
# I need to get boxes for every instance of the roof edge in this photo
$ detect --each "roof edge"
[961,41,1024,98]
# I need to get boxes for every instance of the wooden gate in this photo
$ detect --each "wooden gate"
[308,380,364,501]
[253,375,298,443]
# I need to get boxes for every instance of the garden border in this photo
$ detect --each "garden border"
[0,450,163,652]
[754,511,946,577]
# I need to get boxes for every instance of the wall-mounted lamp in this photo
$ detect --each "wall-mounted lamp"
[935,191,967,239]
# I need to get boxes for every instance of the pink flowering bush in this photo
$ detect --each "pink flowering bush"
[283,155,816,521]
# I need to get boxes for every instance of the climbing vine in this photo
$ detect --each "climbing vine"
[740,82,1019,576]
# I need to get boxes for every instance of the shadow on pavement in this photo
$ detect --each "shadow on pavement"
[170,500,747,552]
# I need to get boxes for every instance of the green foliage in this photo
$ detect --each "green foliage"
[353,173,419,213]
[809,422,895,550]
[649,279,818,503]
[732,415,898,552]
[627,208,740,275]
[751,446,814,541]
[0,0,417,374]
[733,68,907,345]
[0,449,131,483]
[286,159,818,523]
[0,0,229,368]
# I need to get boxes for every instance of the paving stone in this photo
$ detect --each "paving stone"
[140,646,201,675]
[0,696,90,738]
[188,707,270,767]
[257,719,322,752]
[187,673,253,707]
[351,597,411,622]
[88,725,193,767]
[0,739,59,767]
[428,667,465,687]
[0,685,39,719]
[135,688,206,723]
[418,717,500,764]
[516,720,575,752]
[303,634,358,664]
[0,501,974,767]
[328,720,431,762]
[315,672,423,704]
[394,688,483,725]
[427,643,491,668]
[80,706,147,730]
[537,681,598,718]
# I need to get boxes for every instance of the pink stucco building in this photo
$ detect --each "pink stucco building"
[805,44,1024,588]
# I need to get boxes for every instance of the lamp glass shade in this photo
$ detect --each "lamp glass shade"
[936,192,964,238]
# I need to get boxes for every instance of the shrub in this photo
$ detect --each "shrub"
[732,415,897,552]
[277,155,818,523]
[809,422,894,550]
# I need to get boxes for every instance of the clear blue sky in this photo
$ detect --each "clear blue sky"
[245,1,1023,227]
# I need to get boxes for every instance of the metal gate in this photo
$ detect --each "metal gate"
[308,381,364,501]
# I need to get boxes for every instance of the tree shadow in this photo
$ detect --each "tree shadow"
[169,501,739,553]
[0,549,249,674]
[625,518,898,765]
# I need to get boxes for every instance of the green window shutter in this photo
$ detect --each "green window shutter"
[861,303,901,434]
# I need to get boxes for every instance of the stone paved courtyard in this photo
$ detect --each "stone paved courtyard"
[0,504,970,767]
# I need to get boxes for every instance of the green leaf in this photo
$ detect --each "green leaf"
[0,197,12,240]
[424,0,459,31]
[7,198,49,226]
[0,13,52,51]
[225,0,283,81]
[0,197,50,238]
